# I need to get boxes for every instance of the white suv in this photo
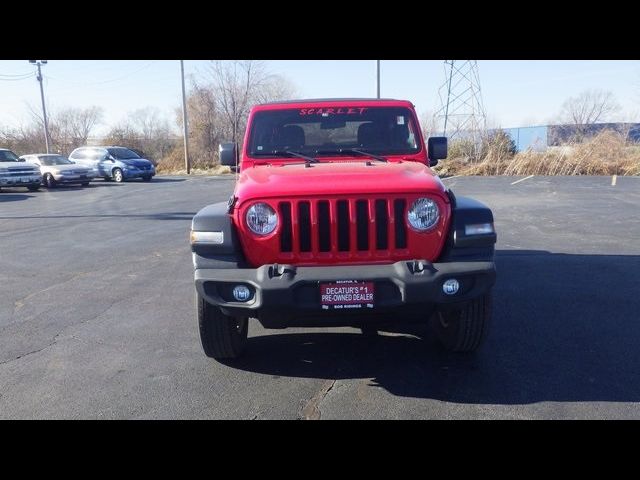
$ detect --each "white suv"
[0,149,41,192]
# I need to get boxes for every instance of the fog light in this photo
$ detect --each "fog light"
[232,285,252,302]
[443,279,460,295]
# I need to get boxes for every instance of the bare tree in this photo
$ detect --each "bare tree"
[210,60,260,144]
[253,74,296,105]
[558,89,621,139]
[419,110,440,139]
[130,107,170,142]
[4,105,104,154]
[209,60,295,144]
[66,107,103,144]
[104,107,177,164]
[158,63,297,171]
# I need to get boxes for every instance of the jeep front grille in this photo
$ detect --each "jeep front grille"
[278,198,408,259]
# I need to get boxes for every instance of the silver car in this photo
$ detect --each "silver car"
[20,154,94,188]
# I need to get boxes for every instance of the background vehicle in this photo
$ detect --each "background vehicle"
[68,146,155,183]
[20,154,93,188]
[0,148,41,192]
[190,99,497,360]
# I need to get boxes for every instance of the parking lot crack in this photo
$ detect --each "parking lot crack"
[0,337,59,366]
[299,379,337,420]
[0,298,121,366]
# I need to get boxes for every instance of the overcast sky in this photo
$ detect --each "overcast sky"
[1,60,638,136]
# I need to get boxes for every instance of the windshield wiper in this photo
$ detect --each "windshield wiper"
[315,148,388,163]
[254,150,318,163]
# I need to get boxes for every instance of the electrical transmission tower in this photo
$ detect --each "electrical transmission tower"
[436,60,487,150]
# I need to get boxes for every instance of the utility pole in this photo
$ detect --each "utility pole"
[29,60,50,154]
[376,60,381,98]
[180,60,190,174]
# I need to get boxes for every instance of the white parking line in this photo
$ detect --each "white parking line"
[612,175,617,186]
[511,175,534,185]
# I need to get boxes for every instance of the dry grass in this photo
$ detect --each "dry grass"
[156,165,232,176]
[434,130,640,177]
[155,146,232,175]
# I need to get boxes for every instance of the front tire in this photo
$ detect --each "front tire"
[43,173,56,188]
[197,293,248,359]
[431,293,492,352]
[142,175,152,182]
[112,168,124,183]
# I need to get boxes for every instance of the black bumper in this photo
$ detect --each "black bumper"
[194,259,495,327]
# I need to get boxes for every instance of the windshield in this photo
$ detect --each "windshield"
[248,106,421,158]
[108,147,140,160]
[40,155,72,166]
[0,150,20,162]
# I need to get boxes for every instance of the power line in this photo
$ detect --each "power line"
[0,72,34,81]
[46,61,157,92]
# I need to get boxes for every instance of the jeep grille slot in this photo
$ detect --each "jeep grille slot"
[394,199,407,248]
[279,202,293,252]
[337,200,350,251]
[356,200,369,251]
[298,201,312,252]
[375,199,389,249]
[318,201,331,252]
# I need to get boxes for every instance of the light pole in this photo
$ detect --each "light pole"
[29,60,50,154]
[376,60,381,98]
[180,60,190,174]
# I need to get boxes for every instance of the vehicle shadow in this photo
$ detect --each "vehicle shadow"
[88,178,187,185]
[0,193,33,201]
[148,177,187,183]
[228,250,640,404]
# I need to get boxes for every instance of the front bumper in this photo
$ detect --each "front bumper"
[0,175,42,187]
[123,168,155,179]
[194,259,495,326]
[53,174,92,183]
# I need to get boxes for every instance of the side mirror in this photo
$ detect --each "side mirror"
[427,137,447,166]
[219,142,238,167]
[19,158,26,162]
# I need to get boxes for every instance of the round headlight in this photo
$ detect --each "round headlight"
[246,202,278,236]
[407,198,440,231]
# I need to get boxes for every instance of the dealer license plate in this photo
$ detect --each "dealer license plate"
[320,281,374,310]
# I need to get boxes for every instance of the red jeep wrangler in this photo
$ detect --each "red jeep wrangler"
[190,99,496,359]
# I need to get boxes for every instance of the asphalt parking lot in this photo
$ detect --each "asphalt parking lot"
[1,174,640,419]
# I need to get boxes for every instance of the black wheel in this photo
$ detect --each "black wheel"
[81,182,90,187]
[43,173,57,188]
[360,325,379,336]
[197,293,248,359]
[142,176,152,182]
[27,185,40,192]
[431,294,492,352]
[112,168,124,183]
